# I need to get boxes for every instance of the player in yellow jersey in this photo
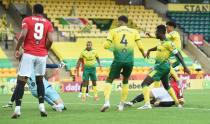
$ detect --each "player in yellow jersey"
[166,21,183,83]
[139,25,190,109]
[146,21,183,87]
[166,21,181,49]
[76,41,101,102]
[100,15,146,112]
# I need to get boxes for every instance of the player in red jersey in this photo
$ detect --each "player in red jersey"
[124,76,184,108]
[12,4,54,119]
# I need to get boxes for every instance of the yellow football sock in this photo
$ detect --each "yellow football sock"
[93,86,98,97]
[121,84,129,103]
[170,66,180,81]
[168,87,179,104]
[142,86,150,104]
[82,87,86,97]
[153,81,161,88]
[104,83,112,101]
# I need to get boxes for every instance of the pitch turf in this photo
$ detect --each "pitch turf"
[0,90,210,124]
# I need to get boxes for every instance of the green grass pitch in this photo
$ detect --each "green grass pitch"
[0,90,210,124]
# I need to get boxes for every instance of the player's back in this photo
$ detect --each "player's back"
[22,15,53,56]
[109,26,139,62]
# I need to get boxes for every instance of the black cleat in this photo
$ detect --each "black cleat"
[11,113,20,119]
[40,111,47,117]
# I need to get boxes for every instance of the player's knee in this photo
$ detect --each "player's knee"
[36,76,43,83]
[92,81,97,86]
[17,75,28,83]
[82,81,89,87]
[122,78,129,84]
[164,85,171,90]
[141,76,154,87]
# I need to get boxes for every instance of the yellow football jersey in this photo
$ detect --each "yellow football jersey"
[79,49,99,67]
[155,40,178,63]
[104,26,143,62]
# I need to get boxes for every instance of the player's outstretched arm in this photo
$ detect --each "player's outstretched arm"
[46,62,66,69]
[145,32,155,38]
[174,51,190,74]
[146,46,157,58]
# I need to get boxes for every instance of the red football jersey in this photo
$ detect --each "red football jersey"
[21,15,53,56]
[170,78,184,99]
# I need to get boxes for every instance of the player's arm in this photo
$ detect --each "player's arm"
[167,43,190,74]
[174,51,190,74]
[135,31,146,58]
[136,40,146,58]
[46,23,54,50]
[146,32,155,38]
[146,46,157,58]
[15,19,28,59]
[76,56,83,76]
[104,30,113,50]
[96,57,102,70]
[46,62,66,69]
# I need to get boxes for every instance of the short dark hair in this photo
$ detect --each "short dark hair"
[166,21,177,28]
[118,15,128,23]
[33,4,44,14]
[156,25,166,34]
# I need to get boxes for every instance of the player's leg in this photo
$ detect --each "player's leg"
[101,61,122,112]
[81,68,90,102]
[35,55,48,117]
[154,101,175,107]
[45,86,66,111]
[118,62,133,111]
[161,74,181,107]
[138,76,155,109]
[2,87,16,108]
[125,94,144,107]
[170,66,180,82]
[12,53,32,119]
[126,89,156,107]
[90,67,98,101]
[78,82,89,97]
[12,76,27,118]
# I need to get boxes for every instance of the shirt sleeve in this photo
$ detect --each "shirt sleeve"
[135,30,144,50]
[21,18,28,29]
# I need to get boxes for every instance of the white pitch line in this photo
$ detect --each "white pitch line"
[1,101,210,111]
